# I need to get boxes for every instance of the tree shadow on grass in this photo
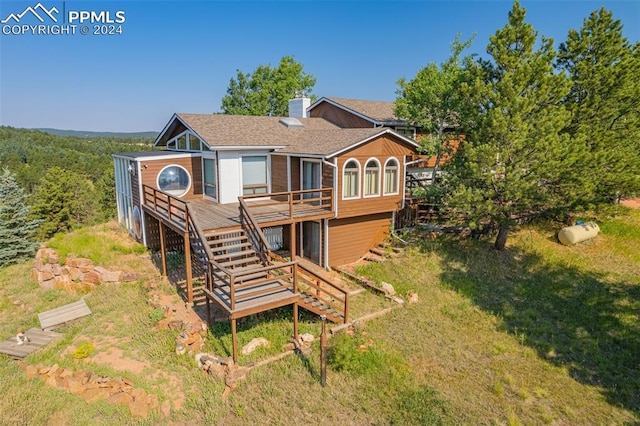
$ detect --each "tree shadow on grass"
[431,240,640,416]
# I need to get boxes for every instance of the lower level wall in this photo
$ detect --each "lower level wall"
[328,212,392,266]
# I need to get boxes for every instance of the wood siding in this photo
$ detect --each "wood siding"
[139,156,203,200]
[290,158,301,191]
[309,102,374,128]
[328,213,392,266]
[270,155,288,193]
[336,135,415,219]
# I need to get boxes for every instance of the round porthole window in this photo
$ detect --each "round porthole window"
[132,206,142,240]
[157,165,191,197]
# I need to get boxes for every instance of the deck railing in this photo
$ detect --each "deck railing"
[238,197,271,265]
[296,262,349,323]
[142,184,189,225]
[240,187,334,221]
[209,260,298,311]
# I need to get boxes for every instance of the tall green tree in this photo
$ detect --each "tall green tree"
[557,8,640,205]
[395,34,474,184]
[451,1,574,250]
[0,168,41,267]
[220,56,317,116]
[30,167,99,239]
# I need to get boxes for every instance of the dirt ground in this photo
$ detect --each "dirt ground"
[621,197,640,209]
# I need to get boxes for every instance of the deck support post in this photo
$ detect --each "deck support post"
[290,223,296,259]
[159,222,168,277]
[205,295,211,326]
[231,317,238,363]
[293,303,299,340]
[184,230,193,305]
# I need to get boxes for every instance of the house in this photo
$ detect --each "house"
[309,97,462,187]
[308,96,418,138]
[112,97,421,361]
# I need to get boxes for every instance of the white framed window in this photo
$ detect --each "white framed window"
[166,131,203,152]
[188,134,202,151]
[157,164,191,197]
[364,158,380,197]
[395,127,416,139]
[383,157,400,195]
[342,159,360,199]
[242,155,268,195]
[203,156,217,200]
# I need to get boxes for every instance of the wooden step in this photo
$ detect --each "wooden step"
[217,256,262,269]
[369,247,386,257]
[210,241,253,254]
[205,228,244,238]
[297,294,344,322]
[208,234,248,246]
[213,248,257,261]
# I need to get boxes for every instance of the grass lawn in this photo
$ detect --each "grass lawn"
[0,212,638,425]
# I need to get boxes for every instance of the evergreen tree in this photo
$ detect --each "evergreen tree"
[451,1,575,250]
[0,168,41,267]
[557,8,640,205]
[30,167,99,239]
[221,56,316,116]
[395,34,474,185]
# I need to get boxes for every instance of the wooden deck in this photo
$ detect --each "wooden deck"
[204,280,299,319]
[0,328,62,359]
[142,185,335,235]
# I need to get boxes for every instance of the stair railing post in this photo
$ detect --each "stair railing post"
[289,192,294,219]
[320,314,327,387]
[230,274,236,311]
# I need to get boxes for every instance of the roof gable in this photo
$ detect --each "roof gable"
[276,127,419,158]
[308,97,406,126]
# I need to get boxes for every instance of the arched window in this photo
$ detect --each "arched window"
[364,158,380,197]
[157,165,191,197]
[342,159,360,199]
[384,158,399,195]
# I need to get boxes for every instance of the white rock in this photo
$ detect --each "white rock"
[300,333,315,343]
[241,337,269,355]
[380,281,396,296]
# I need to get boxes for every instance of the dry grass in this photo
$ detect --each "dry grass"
[0,213,638,425]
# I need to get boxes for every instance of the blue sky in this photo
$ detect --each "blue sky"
[1,0,638,132]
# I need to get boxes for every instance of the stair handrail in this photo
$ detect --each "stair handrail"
[296,262,349,323]
[238,197,271,264]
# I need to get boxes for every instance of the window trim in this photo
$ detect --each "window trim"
[363,157,381,198]
[383,157,400,195]
[342,158,361,200]
[156,164,192,198]
[202,154,218,202]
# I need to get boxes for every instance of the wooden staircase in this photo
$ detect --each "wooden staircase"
[298,294,345,323]
[205,229,265,272]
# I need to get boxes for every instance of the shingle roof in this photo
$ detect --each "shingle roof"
[276,128,395,156]
[176,113,340,148]
[320,97,404,125]
[155,113,418,158]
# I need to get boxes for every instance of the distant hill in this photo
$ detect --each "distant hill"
[35,128,158,139]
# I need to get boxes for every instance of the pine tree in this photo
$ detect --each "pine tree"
[30,167,99,239]
[451,1,575,250]
[557,8,640,205]
[395,34,474,186]
[0,168,41,267]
